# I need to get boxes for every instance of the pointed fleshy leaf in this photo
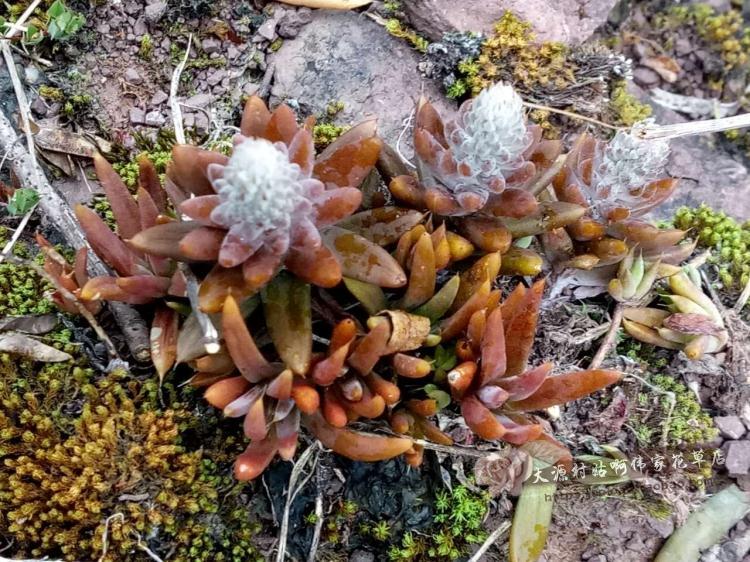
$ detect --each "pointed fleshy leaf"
[75,204,139,276]
[289,129,315,176]
[509,476,556,562]
[241,95,272,138]
[393,353,432,378]
[440,279,491,342]
[195,350,234,375]
[292,379,321,414]
[347,318,391,375]
[313,187,363,228]
[498,363,552,401]
[117,275,172,299]
[129,221,202,260]
[364,372,400,406]
[336,207,426,246]
[509,369,622,412]
[205,376,250,409]
[495,201,587,238]
[80,276,153,304]
[265,104,298,145]
[285,242,342,288]
[413,274,460,322]
[622,319,682,350]
[199,265,256,313]
[504,280,544,376]
[461,395,506,440]
[461,217,512,253]
[94,154,141,240]
[222,295,274,382]
[304,412,413,461]
[168,145,227,196]
[224,386,265,417]
[151,306,178,382]
[479,306,507,385]
[495,415,543,445]
[520,434,574,470]
[179,195,220,225]
[452,253,501,313]
[243,395,269,441]
[276,410,301,460]
[314,121,382,188]
[137,187,160,231]
[322,227,407,288]
[267,369,294,401]
[138,155,167,212]
[234,435,278,481]
[500,247,544,277]
[397,232,436,310]
[261,272,312,375]
[343,277,387,315]
[178,227,224,261]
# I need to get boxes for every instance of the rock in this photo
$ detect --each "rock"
[194,113,210,135]
[207,68,227,87]
[185,93,212,108]
[257,14,280,41]
[144,1,168,24]
[723,441,750,476]
[133,18,147,36]
[277,8,313,39]
[716,417,748,440]
[24,65,41,85]
[270,10,451,145]
[674,38,693,56]
[145,110,166,127]
[150,90,169,105]
[30,96,48,117]
[124,68,142,85]
[742,403,750,431]
[633,66,660,88]
[349,550,375,562]
[129,107,146,125]
[737,475,750,492]
[227,45,241,60]
[403,0,618,45]
[202,37,222,54]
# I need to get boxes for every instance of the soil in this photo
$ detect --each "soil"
[1,0,750,561]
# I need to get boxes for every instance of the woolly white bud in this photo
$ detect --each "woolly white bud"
[209,138,314,251]
[593,127,670,193]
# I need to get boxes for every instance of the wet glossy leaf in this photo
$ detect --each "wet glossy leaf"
[199,265,257,313]
[314,121,382,189]
[129,221,202,260]
[337,207,426,246]
[234,435,278,481]
[397,232,436,309]
[223,295,275,382]
[461,395,506,440]
[261,272,312,375]
[323,227,406,288]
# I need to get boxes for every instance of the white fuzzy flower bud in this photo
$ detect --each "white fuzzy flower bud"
[446,83,533,183]
[209,138,313,251]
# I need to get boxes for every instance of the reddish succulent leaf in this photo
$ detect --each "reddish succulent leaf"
[264,104,298,145]
[476,385,510,409]
[313,187,363,228]
[137,155,167,212]
[337,207,426,246]
[117,275,172,299]
[168,145,227,196]
[452,253,501,313]
[72,248,89,287]
[94,154,141,240]
[347,319,391,375]
[314,122,382,188]
[312,343,351,385]
[398,232,436,309]
[234,435,278,481]
[461,395,506,440]
[243,396,269,441]
[195,350,235,375]
[389,175,425,208]
[129,221,202,260]
[520,433,574,471]
[498,363,552,401]
[285,241,342,288]
[323,227,406,288]
[205,376,250,409]
[607,220,686,251]
[479,306,507,385]
[80,276,153,304]
[261,273,313,375]
[509,369,622,412]
[288,128,315,176]
[364,372,400,405]
[276,410,301,460]
[503,280,544,377]
[304,412,414,462]
[415,418,453,446]
[393,353,432,378]
[224,386,265,417]
[415,97,447,146]
[494,415,543,445]
[440,279,491,342]
[267,369,294,401]
[484,189,539,219]
[323,388,349,427]
[242,248,283,290]
[664,313,722,336]
[447,361,477,399]
[291,379,320,414]
[179,195,220,225]
[406,399,438,417]
[241,95,272,138]
[179,227,224,261]
[189,372,229,388]
[199,264,256,313]
[75,204,139,276]
[137,187,160,231]
[461,217,512,253]
[222,295,275,382]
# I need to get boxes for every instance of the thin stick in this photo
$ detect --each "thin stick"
[522,101,624,131]
[735,274,750,312]
[307,488,324,562]
[179,263,220,354]
[0,205,37,263]
[170,34,193,145]
[276,443,320,562]
[414,439,501,458]
[1,0,42,40]
[10,255,120,359]
[97,513,125,562]
[635,111,750,140]
[467,521,511,562]
[590,302,625,369]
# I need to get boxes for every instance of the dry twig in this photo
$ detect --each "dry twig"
[170,34,193,145]
[467,521,511,562]
[590,302,625,369]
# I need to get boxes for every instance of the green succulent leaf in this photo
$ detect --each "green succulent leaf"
[423,384,451,410]
[509,462,556,562]
[7,188,40,216]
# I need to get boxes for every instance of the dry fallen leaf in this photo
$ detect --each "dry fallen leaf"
[0,314,59,334]
[0,332,73,362]
[641,55,681,83]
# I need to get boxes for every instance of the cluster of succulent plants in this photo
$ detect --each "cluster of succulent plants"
[674,204,750,289]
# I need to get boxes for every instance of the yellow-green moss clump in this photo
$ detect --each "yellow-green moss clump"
[0,359,263,562]
[674,204,750,288]
[385,18,429,53]
[467,11,574,96]
[609,80,652,126]
[112,149,172,190]
[0,227,55,316]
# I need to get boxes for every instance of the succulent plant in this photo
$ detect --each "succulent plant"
[551,129,694,268]
[622,267,728,359]
[607,248,665,304]
[127,96,389,313]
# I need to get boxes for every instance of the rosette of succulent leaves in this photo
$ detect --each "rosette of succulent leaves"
[53,83,713,480]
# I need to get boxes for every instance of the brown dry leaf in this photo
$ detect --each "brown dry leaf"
[0,314,58,334]
[34,127,101,157]
[0,332,73,362]
[474,449,532,497]
[378,310,431,353]
[664,313,722,336]
[641,56,681,83]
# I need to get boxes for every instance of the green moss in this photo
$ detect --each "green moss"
[609,80,652,126]
[388,485,489,561]
[139,34,153,60]
[673,204,750,289]
[112,149,172,190]
[385,18,429,53]
[0,230,55,317]
[313,123,350,150]
[39,85,64,101]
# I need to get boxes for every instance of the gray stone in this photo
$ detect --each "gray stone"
[349,550,375,562]
[723,441,750,476]
[30,96,48,117]
[194,113,209,134]
[257,15,279,42]
[633,66,660,88]
[202,37,222,55]
[404,0,618,45]
[227,45,241,60]
[145,110,166,127]
[150,90,169,105]
[185,93,212,108]
[133,18,147,37]
[144,1,168,24]
[124,67,142,85]
[278,8,313,39]
[207,69,227,87]
[716,417,748,440]
[270,10,451,146]
[129,107,146,125]
[24,65,41,85]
